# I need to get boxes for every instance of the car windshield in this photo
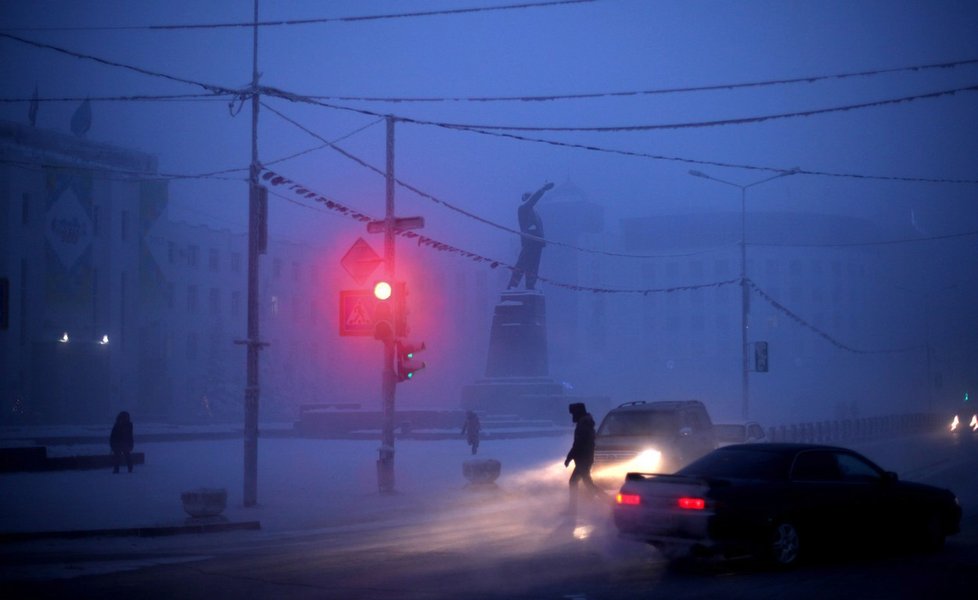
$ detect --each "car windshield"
[678,448,791,480]
[597,410,680,437]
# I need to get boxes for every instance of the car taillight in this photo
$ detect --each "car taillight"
[616,493,641,505]
[677,497,706,510]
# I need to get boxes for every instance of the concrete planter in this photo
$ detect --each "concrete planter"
[181,488,227,518]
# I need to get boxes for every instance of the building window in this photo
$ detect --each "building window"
[209,288,221,315]
[273,259,282,279]
[231,291,242,317]
[292,261,300,282]
[713,259,729,278]
[187,285,198,313]
[689,261,703,279]
[168,242,176,264]
[166,282,175,309]
[231,252,242,273]
[186,333,198,359]
[187,245,199,268]
[209,249,220,272]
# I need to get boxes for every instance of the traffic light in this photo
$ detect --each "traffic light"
[373,280,392,301]
[372,280,394,341]
[754,341,769,372]
[396,340,426,382]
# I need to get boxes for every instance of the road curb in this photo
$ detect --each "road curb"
[0,520,261,544]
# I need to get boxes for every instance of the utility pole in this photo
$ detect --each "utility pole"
[242,0,264,507]
[688,168,797,421]
[377,116,397,492]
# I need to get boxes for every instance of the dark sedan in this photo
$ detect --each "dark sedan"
[613,443,962,567]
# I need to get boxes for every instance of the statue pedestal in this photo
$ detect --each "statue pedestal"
[462,291,567,419]
[485,291,548,378]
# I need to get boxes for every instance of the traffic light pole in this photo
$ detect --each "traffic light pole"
[378,115,397,493]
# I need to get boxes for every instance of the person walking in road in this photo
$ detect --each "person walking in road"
[564,402,601,515]
[507,181,554,290]
[110,411,134,473]
[461,410,481,455]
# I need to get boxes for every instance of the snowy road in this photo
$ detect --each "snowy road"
[3,431,977,598]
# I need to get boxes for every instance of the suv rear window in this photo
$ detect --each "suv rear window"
[597,411,681,437]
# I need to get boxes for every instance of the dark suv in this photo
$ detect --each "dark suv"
[592,400,717,487]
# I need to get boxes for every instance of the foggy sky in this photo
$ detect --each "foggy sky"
[2,1,977,421]
[2,0,976,247]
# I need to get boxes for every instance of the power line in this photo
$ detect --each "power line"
[265,86,978,184]
[394,84,978,132]
[0,32,238,94]
[265,83,978,133]
[261,102,718,260]
[6,31,974,185]
[0,92,231,103]
[449,127,978,185]
[260,166,741,294]
[0,157,246,182]
[0,0,596,32]
[752,229,978,248]
[294,57,978,103]
[749,279,925,355]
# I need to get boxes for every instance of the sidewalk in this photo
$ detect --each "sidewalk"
[0,428,949,548]
[0,433,574,545]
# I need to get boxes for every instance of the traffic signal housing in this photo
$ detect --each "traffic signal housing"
[396,340,426,382]
[372,279,394,341]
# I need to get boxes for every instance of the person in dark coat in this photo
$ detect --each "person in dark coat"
[461,410,481,455]
[507,182,554,290]
[564,402,601,515]
[110,411,134,473]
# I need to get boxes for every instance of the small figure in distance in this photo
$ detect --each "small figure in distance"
[461,410,481,455]
[110,411,134,474]
[507,181,554,291]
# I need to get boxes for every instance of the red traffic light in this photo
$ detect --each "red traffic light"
[373,280,393,301]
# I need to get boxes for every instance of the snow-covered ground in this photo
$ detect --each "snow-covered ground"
[0,425,943,543]
[0,431,575,537]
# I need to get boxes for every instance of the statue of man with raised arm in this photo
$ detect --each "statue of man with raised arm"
[507,182,554,290]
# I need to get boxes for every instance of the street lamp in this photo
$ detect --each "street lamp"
[688,168,798,420]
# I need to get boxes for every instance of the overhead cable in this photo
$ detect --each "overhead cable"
[389,85,978,132]
[0,92,231,103]
[261,101,722,260]
[751,229,978,248]
[264,86,978,184]
[749,279,926,354]
[297,57,978,103]
[260,166,739,294]
[452,127,978,185]
[0,0,596,31]
[0,32,238,95]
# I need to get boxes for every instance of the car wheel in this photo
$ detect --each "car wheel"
[767,521,801,568]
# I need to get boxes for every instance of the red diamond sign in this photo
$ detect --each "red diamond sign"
[340,238,383,285]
